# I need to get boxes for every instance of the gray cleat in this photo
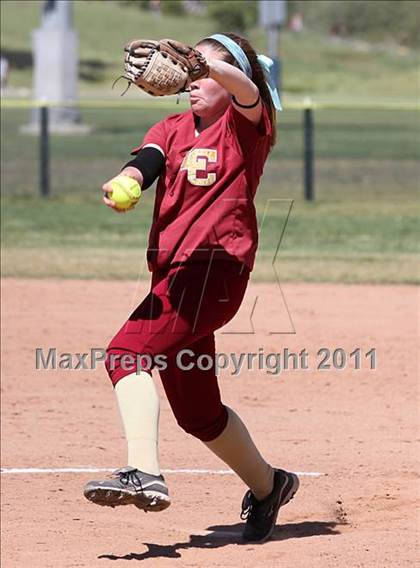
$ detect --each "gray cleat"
[83,466,170,512]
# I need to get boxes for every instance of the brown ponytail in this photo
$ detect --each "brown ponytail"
[196,33,277,147]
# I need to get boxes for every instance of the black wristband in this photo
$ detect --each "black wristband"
[232,94,261,109]
[122,146,165,190]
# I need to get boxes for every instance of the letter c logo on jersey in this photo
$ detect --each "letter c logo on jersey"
[180,149,217,186]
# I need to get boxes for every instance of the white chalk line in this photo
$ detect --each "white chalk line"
[0,467,325,477]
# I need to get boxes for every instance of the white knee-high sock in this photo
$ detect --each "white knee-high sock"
[114,371,161,476]
[203,406,274,501]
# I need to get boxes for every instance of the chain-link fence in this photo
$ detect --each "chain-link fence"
[1,100,419,283]
[1,101,418,203]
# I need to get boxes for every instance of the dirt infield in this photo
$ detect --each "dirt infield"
[1,278,418,567]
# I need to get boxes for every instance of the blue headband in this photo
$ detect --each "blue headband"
[205,34,282,111]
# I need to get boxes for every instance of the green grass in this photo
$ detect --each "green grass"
[1,2,419,284]
[1,191,418,283]
[2,106,419,197]
[1,0,419,101]
[1,105,419,283]
[1,104,420,283]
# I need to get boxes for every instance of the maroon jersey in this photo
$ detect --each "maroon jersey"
[132,103,272,272]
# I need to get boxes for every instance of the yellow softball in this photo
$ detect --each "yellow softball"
[108,176,142,210]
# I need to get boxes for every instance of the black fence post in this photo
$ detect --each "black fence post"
[303,105,314,201]
[39,105,50,198]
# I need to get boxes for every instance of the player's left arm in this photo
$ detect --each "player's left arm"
[208,59,262,125]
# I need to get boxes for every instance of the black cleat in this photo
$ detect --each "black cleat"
[240,468,299,543]
[83,466,170,512]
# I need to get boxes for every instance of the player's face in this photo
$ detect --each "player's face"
[189,46,231,118]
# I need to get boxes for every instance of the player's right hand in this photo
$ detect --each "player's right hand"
[101,177,135,213]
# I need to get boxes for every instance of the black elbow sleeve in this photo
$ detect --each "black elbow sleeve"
[122,146,165,190]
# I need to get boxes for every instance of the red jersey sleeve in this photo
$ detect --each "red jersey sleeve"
[227,102,272,156]
[130,119,167,156]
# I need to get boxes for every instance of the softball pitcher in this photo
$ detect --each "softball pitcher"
[83,33,299,543]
